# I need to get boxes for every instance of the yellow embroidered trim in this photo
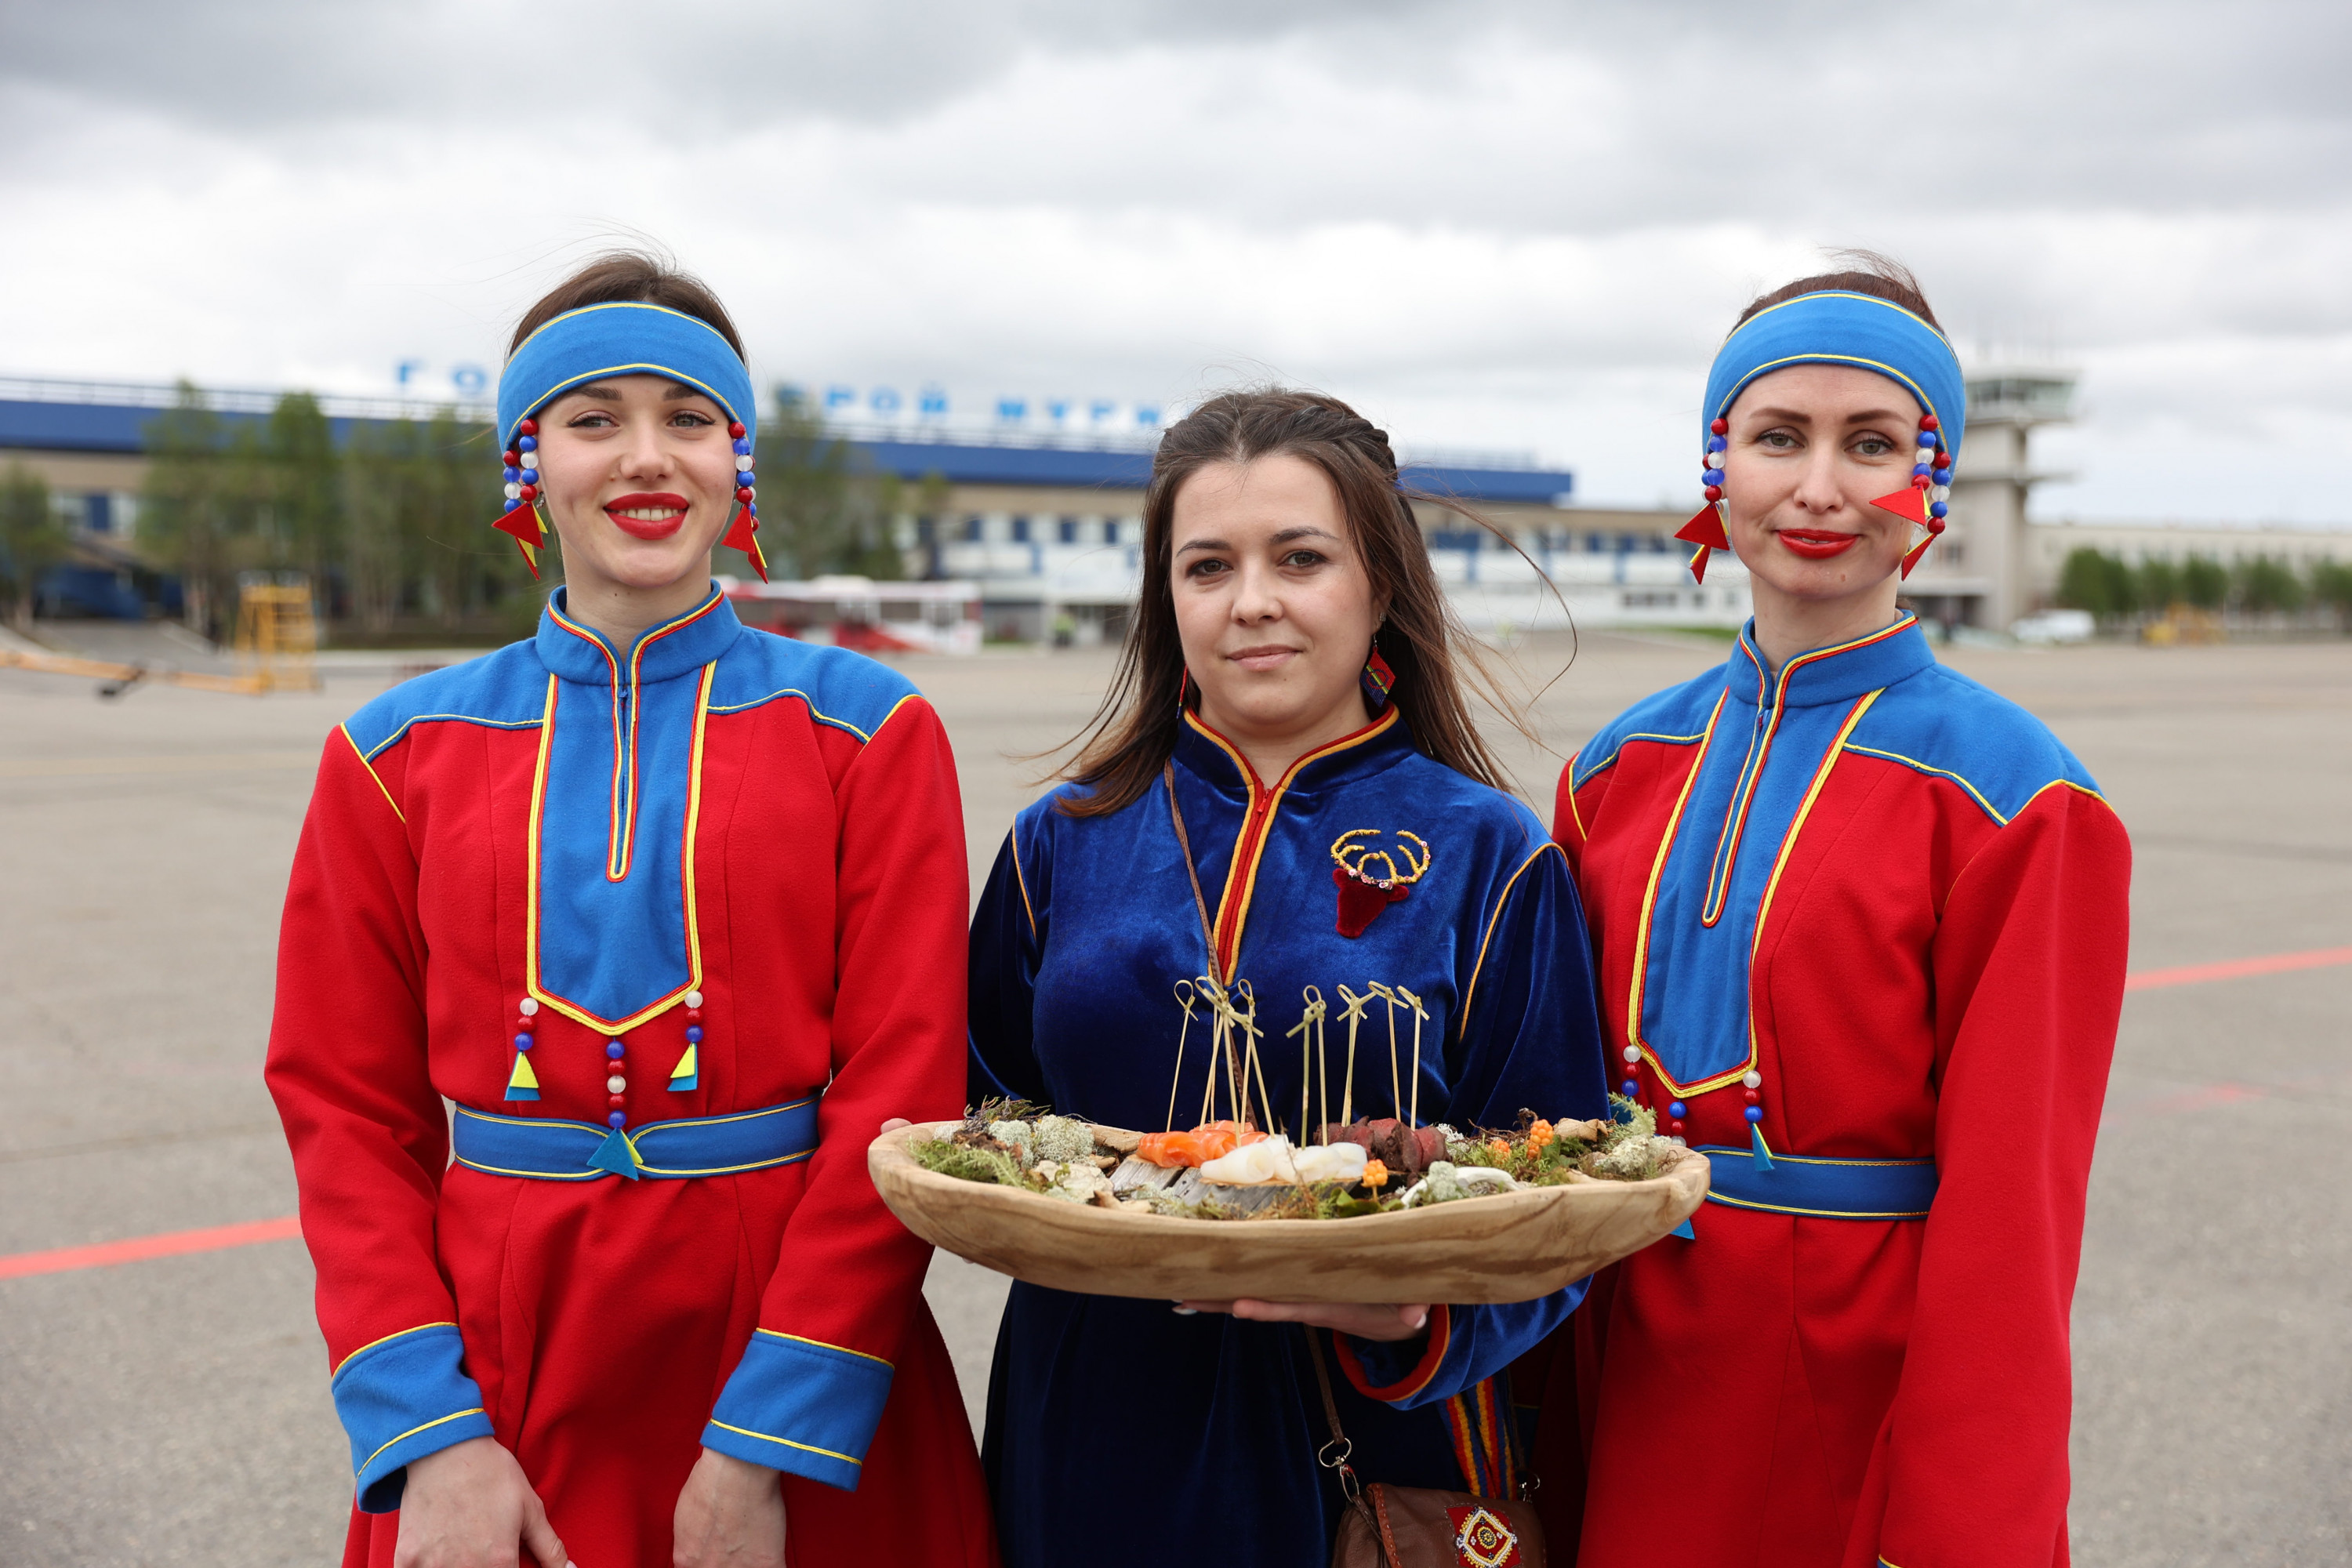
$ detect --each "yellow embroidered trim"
[358,712,542,762]
[356,1408,486,1477]
[706,1419,862,1467]
[1010,828,1038,937]
[1622,691,1725,1083]
[522,665,713,1034]
[1570,728,1710,792]
[1842,742,2007,823]
[339,725,406,824]
[331,1321,457,1379]
[1461,843,1569,1022]
[753,1328,895,1369]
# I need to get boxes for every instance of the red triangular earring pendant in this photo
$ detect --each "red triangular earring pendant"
[1900,535,1935,579]
[1674,503,1729,584]
[1870,488,1930,528]
[492,502,546,579]
[720,503,768,583]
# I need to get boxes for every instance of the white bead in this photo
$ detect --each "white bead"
[1742,1070,1762,1090]
[735,455,754,471]
[1933,485,1951,503]
[1622,1046,1642,1064]
[504,482,521,499]
[685,990,704,1009]
[1669,1134,1687,1146]
[607,1075,627,1094]
[518,998,539,1016]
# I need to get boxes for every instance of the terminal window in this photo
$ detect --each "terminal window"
[1058,517,1079,544]
[1011,517,1032,543]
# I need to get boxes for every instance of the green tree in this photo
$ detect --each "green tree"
[2308,558,2352,620]
[2232,555,2304,613]
[2134,556,2180,610]
[2056,548,2135,618]
[753,394,907,581]
[0,463,70,630]
[265,391,343,601]
[2180,555,2229,609]
[140,382,237,637]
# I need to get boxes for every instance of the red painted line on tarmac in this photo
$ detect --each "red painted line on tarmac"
[2125,946,2352,992]
[0,1214,300,1281]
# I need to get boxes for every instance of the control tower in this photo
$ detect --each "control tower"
[1903,365,2077,630]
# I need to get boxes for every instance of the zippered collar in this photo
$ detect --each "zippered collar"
[537,584,741,688]
[1726,614,1933,711]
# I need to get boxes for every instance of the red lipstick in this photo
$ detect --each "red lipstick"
[604,492,689,541]
[1777,529,1860,560]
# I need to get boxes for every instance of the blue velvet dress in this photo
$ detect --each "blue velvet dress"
[968,702,1610,1566]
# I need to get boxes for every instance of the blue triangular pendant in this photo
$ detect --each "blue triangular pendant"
[1670,1217,1696,1240]
[668,1043,699,1093]
[586,1127,642,1180]
[1750,1123,1774,1171]
[503,1052,540,1102]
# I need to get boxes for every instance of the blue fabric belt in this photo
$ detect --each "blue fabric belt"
[452,1097,820,1182]
[1696,1145,1937,1220]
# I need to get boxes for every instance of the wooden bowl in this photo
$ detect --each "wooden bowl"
[868,1122,1710,1305]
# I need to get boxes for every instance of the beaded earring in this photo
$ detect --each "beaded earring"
[491,419,550,579]
[1672,418,1733,583]
[1868,412,1953,579]
[717,422,770,583]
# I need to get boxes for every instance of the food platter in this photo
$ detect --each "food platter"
[869,1120,1711,1305]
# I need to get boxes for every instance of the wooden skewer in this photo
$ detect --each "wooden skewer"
[1368,981,1401,1124]
[1167,981,1199,1134]
[1334,985,1373,1127]
[1396,985,1429,1128]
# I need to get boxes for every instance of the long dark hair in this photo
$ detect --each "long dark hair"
[1056,389,1529,817]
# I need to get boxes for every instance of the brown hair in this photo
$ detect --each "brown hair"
[1055,389,1526,817]
[508,249,746,360]
[1736,249,1942,331]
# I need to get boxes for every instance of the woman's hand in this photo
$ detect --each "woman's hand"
[394,1436,568,1568]
[673,1446,786,1568]
[1177,1299,1432,1342]
[880,1118,912,1134]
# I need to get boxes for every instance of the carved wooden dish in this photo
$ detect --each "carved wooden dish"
[869,1121,1711,1305]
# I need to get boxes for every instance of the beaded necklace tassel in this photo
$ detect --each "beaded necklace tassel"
[1673,418,1734,583]
[504,997,542,1102]
[490,419,550,579]
[1741,1068,1774,1170]
[670,990,705,1092]
[717,423,770,583]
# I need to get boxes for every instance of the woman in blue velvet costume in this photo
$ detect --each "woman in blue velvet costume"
[967,390,1611,1565]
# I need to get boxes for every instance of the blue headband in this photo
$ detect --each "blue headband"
[1702,290,1964,459]
[496,301,756,447]
[489,300,768,580]
[1678,290,1963,584]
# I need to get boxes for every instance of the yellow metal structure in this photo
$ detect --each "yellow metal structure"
[0,580,322,695]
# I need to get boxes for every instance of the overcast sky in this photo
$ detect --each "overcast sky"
[3,0,2346,521]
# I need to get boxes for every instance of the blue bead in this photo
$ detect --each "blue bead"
[1933,467,1952,485]
[1668,1101,1687,1119]
[503,466,521,482]
[732,438,752,456]
[1705,435,1726,453]
[1930,501,1948,517]
[608,1112,627,1129]
[517,434,537,451]
[1913,464,1931,478]
[1744,1105,1765,1123]
[685,1025,703,1043]
[514,1032,533,1051]
[748,501,759,516]
[738,471,756,488]
[520,468,539,485]
[1620,1079,1639,1098]
[605,1040,624,1059]
[1702,468,1724,486]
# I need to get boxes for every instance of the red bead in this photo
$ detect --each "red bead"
[1668,1120,1685,1135]
[728,421,746,438]
[1704,485,1722,502]
[519,418,539,436]
[1927,517,1947,534]
[1710,417,1729,435]
[1911,474,1931,489]
[685,1009,702,1022]
[735,486,753,503]
[503,450,519,466]
[519,484,537,501]
[608,1093,626,1108]
[1918,413,1939,431]
[1744,1089,1760,1105]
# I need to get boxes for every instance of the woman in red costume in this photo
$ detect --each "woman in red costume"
[1541,257,2131,1567]
[265,252,996,1568]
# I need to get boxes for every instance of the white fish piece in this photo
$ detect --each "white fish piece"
[1199,1136,1300,1185]
[1290,1141,1369,1185]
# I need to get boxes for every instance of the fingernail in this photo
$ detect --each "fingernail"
[1171,1305,1198,1316]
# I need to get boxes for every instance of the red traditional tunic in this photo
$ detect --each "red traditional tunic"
[1539,617,2129,1567]
[265,589,996,1567]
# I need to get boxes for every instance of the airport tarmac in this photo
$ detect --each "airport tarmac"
[2,626,2347,1566]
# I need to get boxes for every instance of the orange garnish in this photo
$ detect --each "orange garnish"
[1362,1158,1389,1189]
[1528,1120,1555,1149]
[1486,1138,1511,1160]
